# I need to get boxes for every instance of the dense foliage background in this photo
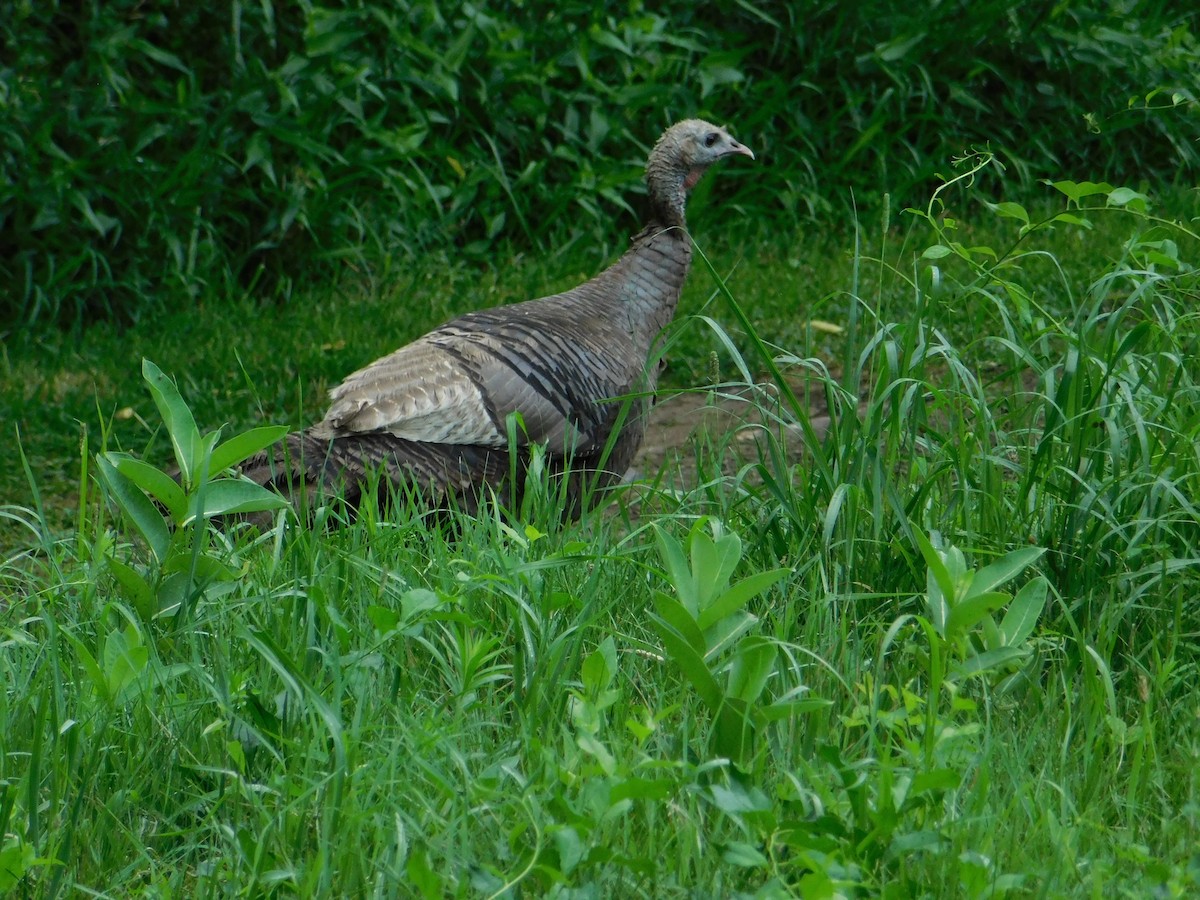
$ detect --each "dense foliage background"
[3,2,1200,895]
[1,0,1196,328]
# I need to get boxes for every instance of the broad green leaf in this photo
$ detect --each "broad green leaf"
[953,646,1029,679]
[70,193,119,236]
[97,454,171,564]
[926,564,949,635]
[208,425,289,475]
[980,613,1004,651]
[1051,212,1092,228]
[690,523,742,610]
[0,838,38,891]
[654,526,695,614]
[709,781,771,814]
[922,244,952,260]
[103,625,149,702]
[189,480,289,519]
[649,610,722,711]
[652,591,706,655]
[987,200,1029,225]
[575,731,615,774]
[106,557,154,622]
[909,768,962,795]
[965,243,998,260]
[162,552,237,582]
[760,698,834,722]
[823,482,851,548]
[406,847,443,898]
[1140,247,1183,269]
[552,826,584,876]
[697,567,789,630]
[775,819,846,851]
[110,454,187,519]
[945,591,1008,638]
[702,610,758,661]
[486,211,507,241]
[400,588,442,621]
[589,27,631,55]
[199,430,220,469]
[721,841,768,868]
[1000,576,1048,646]
[888,830,946,855]
[142,359,204,485]
[712,699,757,769]
[154,569,236,618]
[367,605,399,634]
[154,571,203,618]
[726,636,775,704]
[943,544,969,586]
[609,777,674,803]
[582,637,617,694]
[1043,179,1114,203]
[243,130,275,181]
[963,547,1045,600]
[61,629,109,702]
[1107,187,1148,210]
[914,531,953,634]
[876,31,924,62]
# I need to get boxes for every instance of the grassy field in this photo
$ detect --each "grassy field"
[3,170,1199,896]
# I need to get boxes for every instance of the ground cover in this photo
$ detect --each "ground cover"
[2,170,1198,896]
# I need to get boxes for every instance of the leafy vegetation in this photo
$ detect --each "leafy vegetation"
[3,3,1198,892]
[3,163,1198,894]
[95,360,288,624]
[2,0,1197,327]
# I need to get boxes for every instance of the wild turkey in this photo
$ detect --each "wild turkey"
[242,119,754,520]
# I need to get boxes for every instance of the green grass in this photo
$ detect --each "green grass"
[2,173,1199,896]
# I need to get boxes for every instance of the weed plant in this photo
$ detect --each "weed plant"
[2,162,1198,894]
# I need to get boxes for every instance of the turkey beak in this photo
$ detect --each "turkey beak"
[726,140,754,161]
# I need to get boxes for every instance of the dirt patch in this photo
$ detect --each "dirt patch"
[628,380,835,491]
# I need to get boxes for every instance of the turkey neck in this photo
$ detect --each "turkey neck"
[645,141,691,229]
[588,219,692,350]
[623,144,693,337]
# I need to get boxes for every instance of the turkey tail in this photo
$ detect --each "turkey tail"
[241,430,512,523]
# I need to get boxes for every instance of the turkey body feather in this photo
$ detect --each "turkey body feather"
[242,120,753,521]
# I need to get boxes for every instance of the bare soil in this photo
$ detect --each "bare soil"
[628,381,835,490]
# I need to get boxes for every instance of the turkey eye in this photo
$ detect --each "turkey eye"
[704,132,719,148]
